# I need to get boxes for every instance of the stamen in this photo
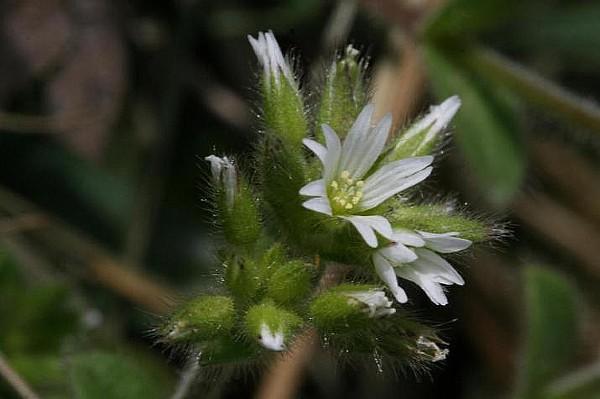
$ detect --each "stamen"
[328,171,365,214]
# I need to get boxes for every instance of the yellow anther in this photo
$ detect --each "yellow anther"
[328,172,365,214]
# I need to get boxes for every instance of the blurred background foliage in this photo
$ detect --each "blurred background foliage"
[0,0,599,398]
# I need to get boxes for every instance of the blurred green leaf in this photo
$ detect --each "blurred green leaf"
[208,1,321,38]
[423,45,525,205]
[515,266,579,399]
[69,352,169,399]
[424,0,520,40]
[11,354,66,393]
[0,250,78,356]
[514,4,600,68]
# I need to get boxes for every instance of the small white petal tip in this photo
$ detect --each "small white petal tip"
[258,323,286,351]
[345,289,396,318]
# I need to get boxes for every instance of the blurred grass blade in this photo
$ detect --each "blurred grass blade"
[546,361,600,399]
[423,45,525,205]
[465,47,600,133]
[424,0,520,39]
[515,266,579,399]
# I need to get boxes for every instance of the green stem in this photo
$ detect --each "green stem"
[466,46,600,133]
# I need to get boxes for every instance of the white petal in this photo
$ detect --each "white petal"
[321,124,342,182]
[345,113,392,180]
[362,156,433,191]
[343,217,377,247]
[395,267,448,306]
[339,104,375,178]
[373,253,408,303]
[391,228,426,247]
[299,179,326,197]
[397,96,461,154]
[302,197,332,216]
[341,215,393,247]
[413,248,464,285]
[248,33,269,79]
[259,323,285,351]
[379,242,418,263]
[303,139,327,165]
[360,166,433,209]
[417,231,472,253]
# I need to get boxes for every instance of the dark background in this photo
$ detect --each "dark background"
[0,0,599,398]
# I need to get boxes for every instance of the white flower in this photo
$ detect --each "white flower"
[258,323,285,351]
[345,289,396,318]
[299,104,434,248]
[373,229,471,305]
[394,96,461,155]
[205,155,237,209]
[247,31,294,90]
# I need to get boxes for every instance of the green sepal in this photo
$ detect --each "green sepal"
[262,76,308,148]
[310,284,379,333]
[224,255,262,303]
[387,202,489,242]
[384,124,442,161]
[164,295,234,343]
[266,260,314,306]
[317,45,369,138]
[200,336,259,365]
[221,181,262,247]
[244,302,302,344]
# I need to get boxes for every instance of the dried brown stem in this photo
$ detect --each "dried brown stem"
[530,140,600,226]
[0,214,49,235]
[0,185,176,314]
[511,192,600,279]
[372,32,427,135]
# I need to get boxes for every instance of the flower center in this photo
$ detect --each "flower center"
[328,170,364,214]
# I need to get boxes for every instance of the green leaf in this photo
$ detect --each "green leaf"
[423,45,525,205]
[69,352,169,399]
[515,266,579,399]
[424,0,520,40]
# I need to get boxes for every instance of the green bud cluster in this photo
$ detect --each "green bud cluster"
[163,32,492,373]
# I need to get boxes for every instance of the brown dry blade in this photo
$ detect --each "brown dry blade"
[47,0,127,161]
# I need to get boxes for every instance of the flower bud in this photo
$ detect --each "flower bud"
[205,155,261,246]
[385,96,461,161]
[266,260,313,306]
[310,284,395,334]
[388,202,488,243]
[248,31,307,147]
[244,302,302,351]
[164,296,234,343]
[224,255,262,303]
[317,45,369,138]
